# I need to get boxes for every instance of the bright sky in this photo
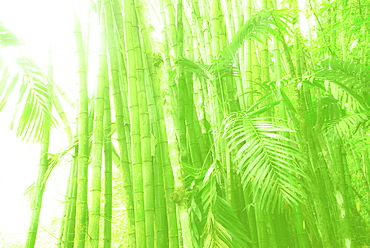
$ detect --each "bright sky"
[0,0,88,246]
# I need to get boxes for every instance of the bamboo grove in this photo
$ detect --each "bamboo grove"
[0,0,370,247]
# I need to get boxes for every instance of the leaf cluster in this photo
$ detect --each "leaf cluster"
[0,23,55,142]
[186,162,251,248]
[175,9,293,83]
[223,112,308,212]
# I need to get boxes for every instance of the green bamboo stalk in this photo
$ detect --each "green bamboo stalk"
[199,0,213,63]
[329,139,353,247]
[154,68,180,248]
[132,2,155,246]
[103,1,136,246]
[220,0,234,41]
[255,203,269,247]
[244,0,253,107]
[72,4,90,247]
[242,189,258,247]
[25,50,53,248]
[188,0,208,62]
[293,205,310,247]
[150,4,181,242]
[61,147,79,248]
[210,0,221,56]
[96,21,113,248]
[87,23,106,248]
[184,78,204,168]
[260,0,271,84]
[135,1,170,247]
[103,45,113,248]
[176,0,191,170]
[25,131,51,248]
[55,52,77,247]
[163,0,177,51]
[122,0,146,246]
[307,132,336,248]
[161,67,194,248]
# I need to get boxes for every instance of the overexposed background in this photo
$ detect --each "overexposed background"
[0,0,88,246]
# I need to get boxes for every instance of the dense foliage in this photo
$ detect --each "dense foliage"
[1,0,370,247]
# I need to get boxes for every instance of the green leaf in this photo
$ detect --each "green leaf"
[315,58,370,112]
[323,113,368,138]
[11,58,55,142]
[223,112,308,212]
[199,173,251,248]
[0,23,22,47]
[222,10,293,62]
[0,59,19,111]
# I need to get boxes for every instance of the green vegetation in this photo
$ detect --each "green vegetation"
[1,0,370,247]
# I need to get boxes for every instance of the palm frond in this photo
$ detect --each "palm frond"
[0,57,20,111]
[1,23,55,142]
[315,58,370,112]
[177,10,292,83]
[209,59,240,80]
[223,113,308,212]
[243,92,281,117]
[222,10,293,61]
[320,96,344,122]
[177,57,239,82]
[323,113,368,138]
[11,58,54,142]
[202,212,231,248]
[0,23,22,47]
[176,58,210,80]
[320,58,370,89]
[199,166,250,248]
